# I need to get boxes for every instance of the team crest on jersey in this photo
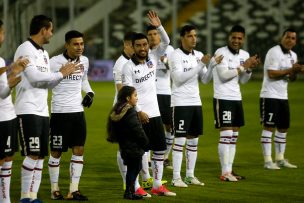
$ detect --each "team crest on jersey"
[147,60,154,68]
[240,59,244,65]
[43,55,48,64]
[134,69,140,74]
[183,60,188,63]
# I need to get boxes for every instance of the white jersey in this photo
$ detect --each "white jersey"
[112,52,130,104]
[50,53,93,113]
[14,39,63,116]
[213,46,250,100]
[0,57,16,121]
[122,25,169,117]
[155,45,174,95]
[170,48,207,106]
[260,45,297,99]
[122,55,160,118]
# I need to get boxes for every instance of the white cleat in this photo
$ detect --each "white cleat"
[220,173,238,182]
[184,176,205,186]
[264,161,280,170]
[171,178,188,187]
[276,159,297,169]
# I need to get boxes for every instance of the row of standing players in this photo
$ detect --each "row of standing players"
[1,10,304,202]
[107,10,304,200]
[0,15,94,202]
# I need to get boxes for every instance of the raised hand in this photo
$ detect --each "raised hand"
[147,10,161,27]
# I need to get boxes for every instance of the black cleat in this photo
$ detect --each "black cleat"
[51,191,64,200]
[231,171,246,180]
[66,191,88,201]
[124,192,143,200]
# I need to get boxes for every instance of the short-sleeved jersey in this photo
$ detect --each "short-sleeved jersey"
[170,48,206,106]
[155,45,174,95]
[260,45,297,99]
[122,55,160,118]
[213,46,250,100]
[50,53,93,113]
[0,57,16,121]
[112,52,130,104]
[14,39,62,116]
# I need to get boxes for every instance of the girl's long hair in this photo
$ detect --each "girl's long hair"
[106,86,136,143]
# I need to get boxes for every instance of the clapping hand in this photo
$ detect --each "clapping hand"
[243,54,260,70]
[201,54,211,64]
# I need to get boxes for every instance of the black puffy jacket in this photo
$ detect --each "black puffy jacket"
[108,104,149,163]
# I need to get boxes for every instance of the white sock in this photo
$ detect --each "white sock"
[134,176,140,191]
[0,161,12,203]
[140,152,150,181]
[172,137,186,180]
[186,138,198,177]
[147,150,151,162]
[164,132,174,160]
[261,130,273,162]
[69,155,83,193]
[21,157,37,199]
[48,155,61,192]
[218,130,233,175]
[116,151,127,185]
[228,132,238,172]
[274,131,287,161]
[29,159,44,200]
[151,151,164,189]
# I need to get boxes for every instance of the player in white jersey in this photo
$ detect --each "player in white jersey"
[122,10,175,197]
[211,25,259,182]
[169,24,214,188]
[0,19,29,203]
[147,25,175,169]
[260,28,303,170]
[14,15,79,203]
[48,30,94,201]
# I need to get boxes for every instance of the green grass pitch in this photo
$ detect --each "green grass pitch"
[9,80,304,202]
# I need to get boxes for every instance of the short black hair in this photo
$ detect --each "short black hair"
[65,30,83,43]
[146,25,157,33]
[229,25,245,35]
[123,31,136,41]
[282,28,296,37]
[131,33,148,46]
[30,15,52,35]
[180,25,196,37]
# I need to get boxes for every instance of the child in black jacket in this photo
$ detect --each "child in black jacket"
[107,86,149,200]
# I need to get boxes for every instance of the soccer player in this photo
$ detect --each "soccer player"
[169,25,213,188]
[122,10,176,197]
[260,28,303,170]
[0,19,29,203]
[48,30,94,200]
[147,25,175,169]
[14,15,79,203]
[211,25,259,182]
